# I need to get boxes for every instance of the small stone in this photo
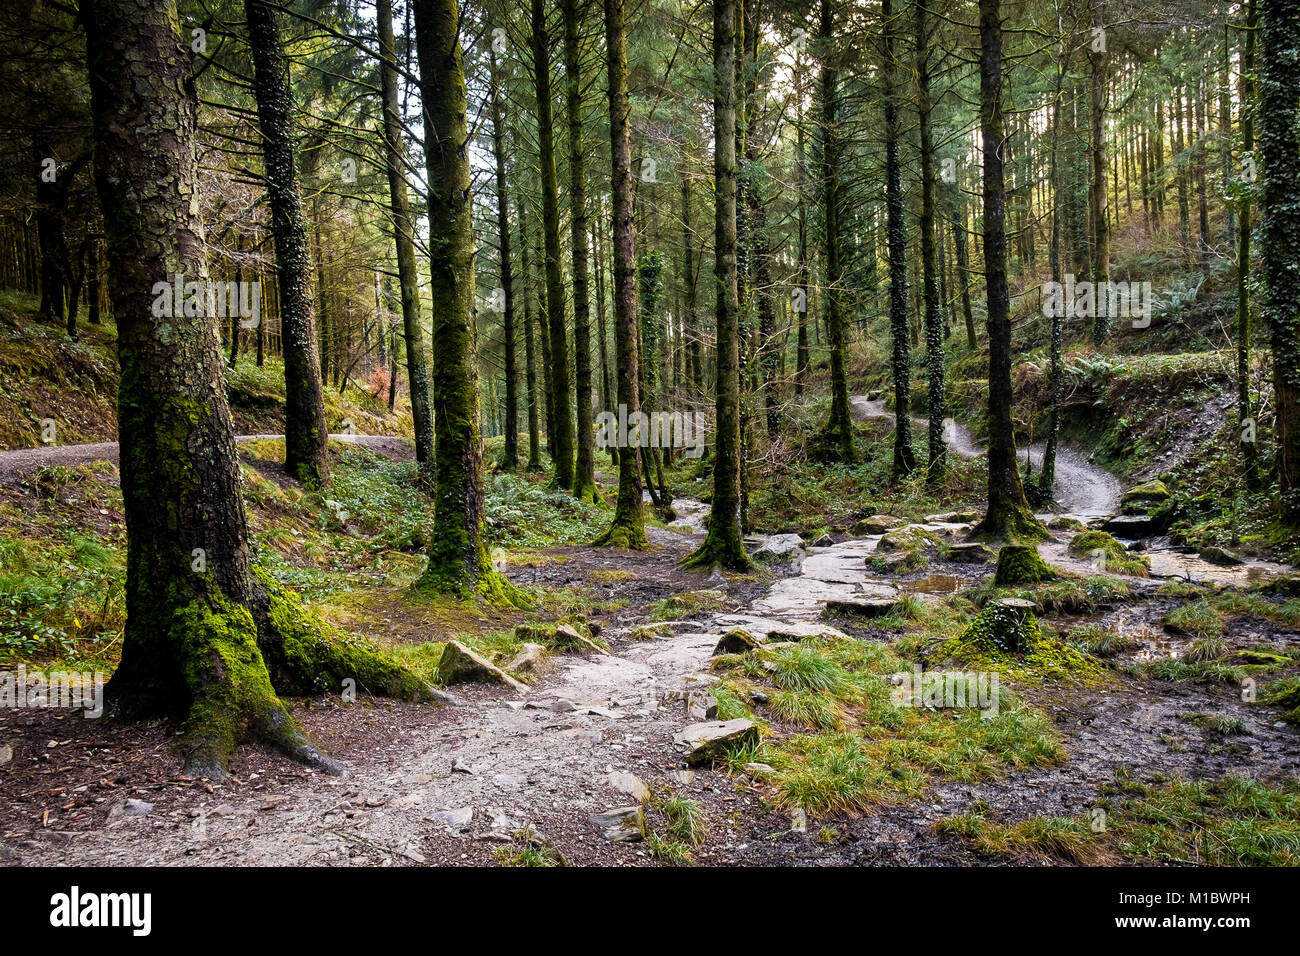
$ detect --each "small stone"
[0,744,11,766]
[607,771,650,802]
[431,807,474,829]
[550,698,578,713]
[791,808,807,834]
[124,798,153,817]
[685,691,717,722]
[506,643,548,675]
[451,758,474,775]
[403,773,434,785]
[713,628,760,655]
[589,806,644,842]
[742,762,775,778]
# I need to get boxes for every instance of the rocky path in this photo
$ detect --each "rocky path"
[0,433,410,481]
[850,396,1122,517]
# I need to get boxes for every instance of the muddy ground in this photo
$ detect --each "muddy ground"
[3,511,1298,868]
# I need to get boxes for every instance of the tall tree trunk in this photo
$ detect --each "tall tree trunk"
[1237,0,1260,489]
[562,0,599,501]
[377,0,435,487]
[412,0,522,602]
[915,0,945,483]
[85,0,424,780]
[1260,0,1300,524]
[1088,0,1110,342]
[531,0,575,489]
[488,48,519,472]
[817,0,854,462]
[973,0,1046,541]
[245,0,330,488]
[595,0,647,548]
[685,0,750,570]
[519,195,543,471]
[883,0,914,476]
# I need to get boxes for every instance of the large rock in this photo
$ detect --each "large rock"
[1121,479,1170,507]
[589,806,644,842]
[853,515,905,536]
[765,621,850,642]
[436,640,525,691]
[1101,513,1165,538]
[824,597,898,618]
[549,624,609,655]
[755,533,807,558]
[673,718,760,767]
[947,542,994,564]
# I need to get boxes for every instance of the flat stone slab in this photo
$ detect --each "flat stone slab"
[436,640,525,691]
[673,718,760,767]
[823,597,898,618]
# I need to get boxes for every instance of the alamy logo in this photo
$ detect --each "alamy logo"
[49,886,151,936]
[595,404,706,459]
[1042,274,1152,328]
[151,273,261,328]
[1,666,104,718]
[890,667,1000,718]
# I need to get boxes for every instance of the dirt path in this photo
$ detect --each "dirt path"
[850,396,1122,517]
[0,434,412,482]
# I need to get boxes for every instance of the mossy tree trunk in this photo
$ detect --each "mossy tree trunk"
[562,0,599,502]
[244,0,330,490]
[1260,0,1300,525]
[972,0,1047,543]
[595,0,648,549]
[530,0,575,490]
[84,0,428,781]
[1236,0,1260,490]
[915,0,945,484]
[684,0,750,572]
[883,0,915,479]
[377,0,435,489]
[412,0,523,603]
[1088,0,1110,343]
[518,194,544,472]
[488,47,519,473]
[817,0,854,463]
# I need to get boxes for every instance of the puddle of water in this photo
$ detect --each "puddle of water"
[901,574,964,595]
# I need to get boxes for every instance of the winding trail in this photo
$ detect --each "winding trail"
[0,433,410,481]
[850,395,1122,517]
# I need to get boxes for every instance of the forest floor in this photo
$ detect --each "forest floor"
[4,405,1300,867]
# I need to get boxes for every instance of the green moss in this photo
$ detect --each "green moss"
[932,602,1101,682]
[993,545,1057,586]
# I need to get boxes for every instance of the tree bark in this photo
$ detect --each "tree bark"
[684,0,750,571]
[595,0,647,548]
[530,0,575,489]
[412,0,523,602]
[85,0,426,781]
[244,0,330,488]
[1260,0,1300,524]
[972,0,1046,541]
[377,0,435,487]
[883,0,914,477]
[488,47,519,472]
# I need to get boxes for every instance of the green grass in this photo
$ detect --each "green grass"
[649,589,728,621]
[1162,599,1225,638]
